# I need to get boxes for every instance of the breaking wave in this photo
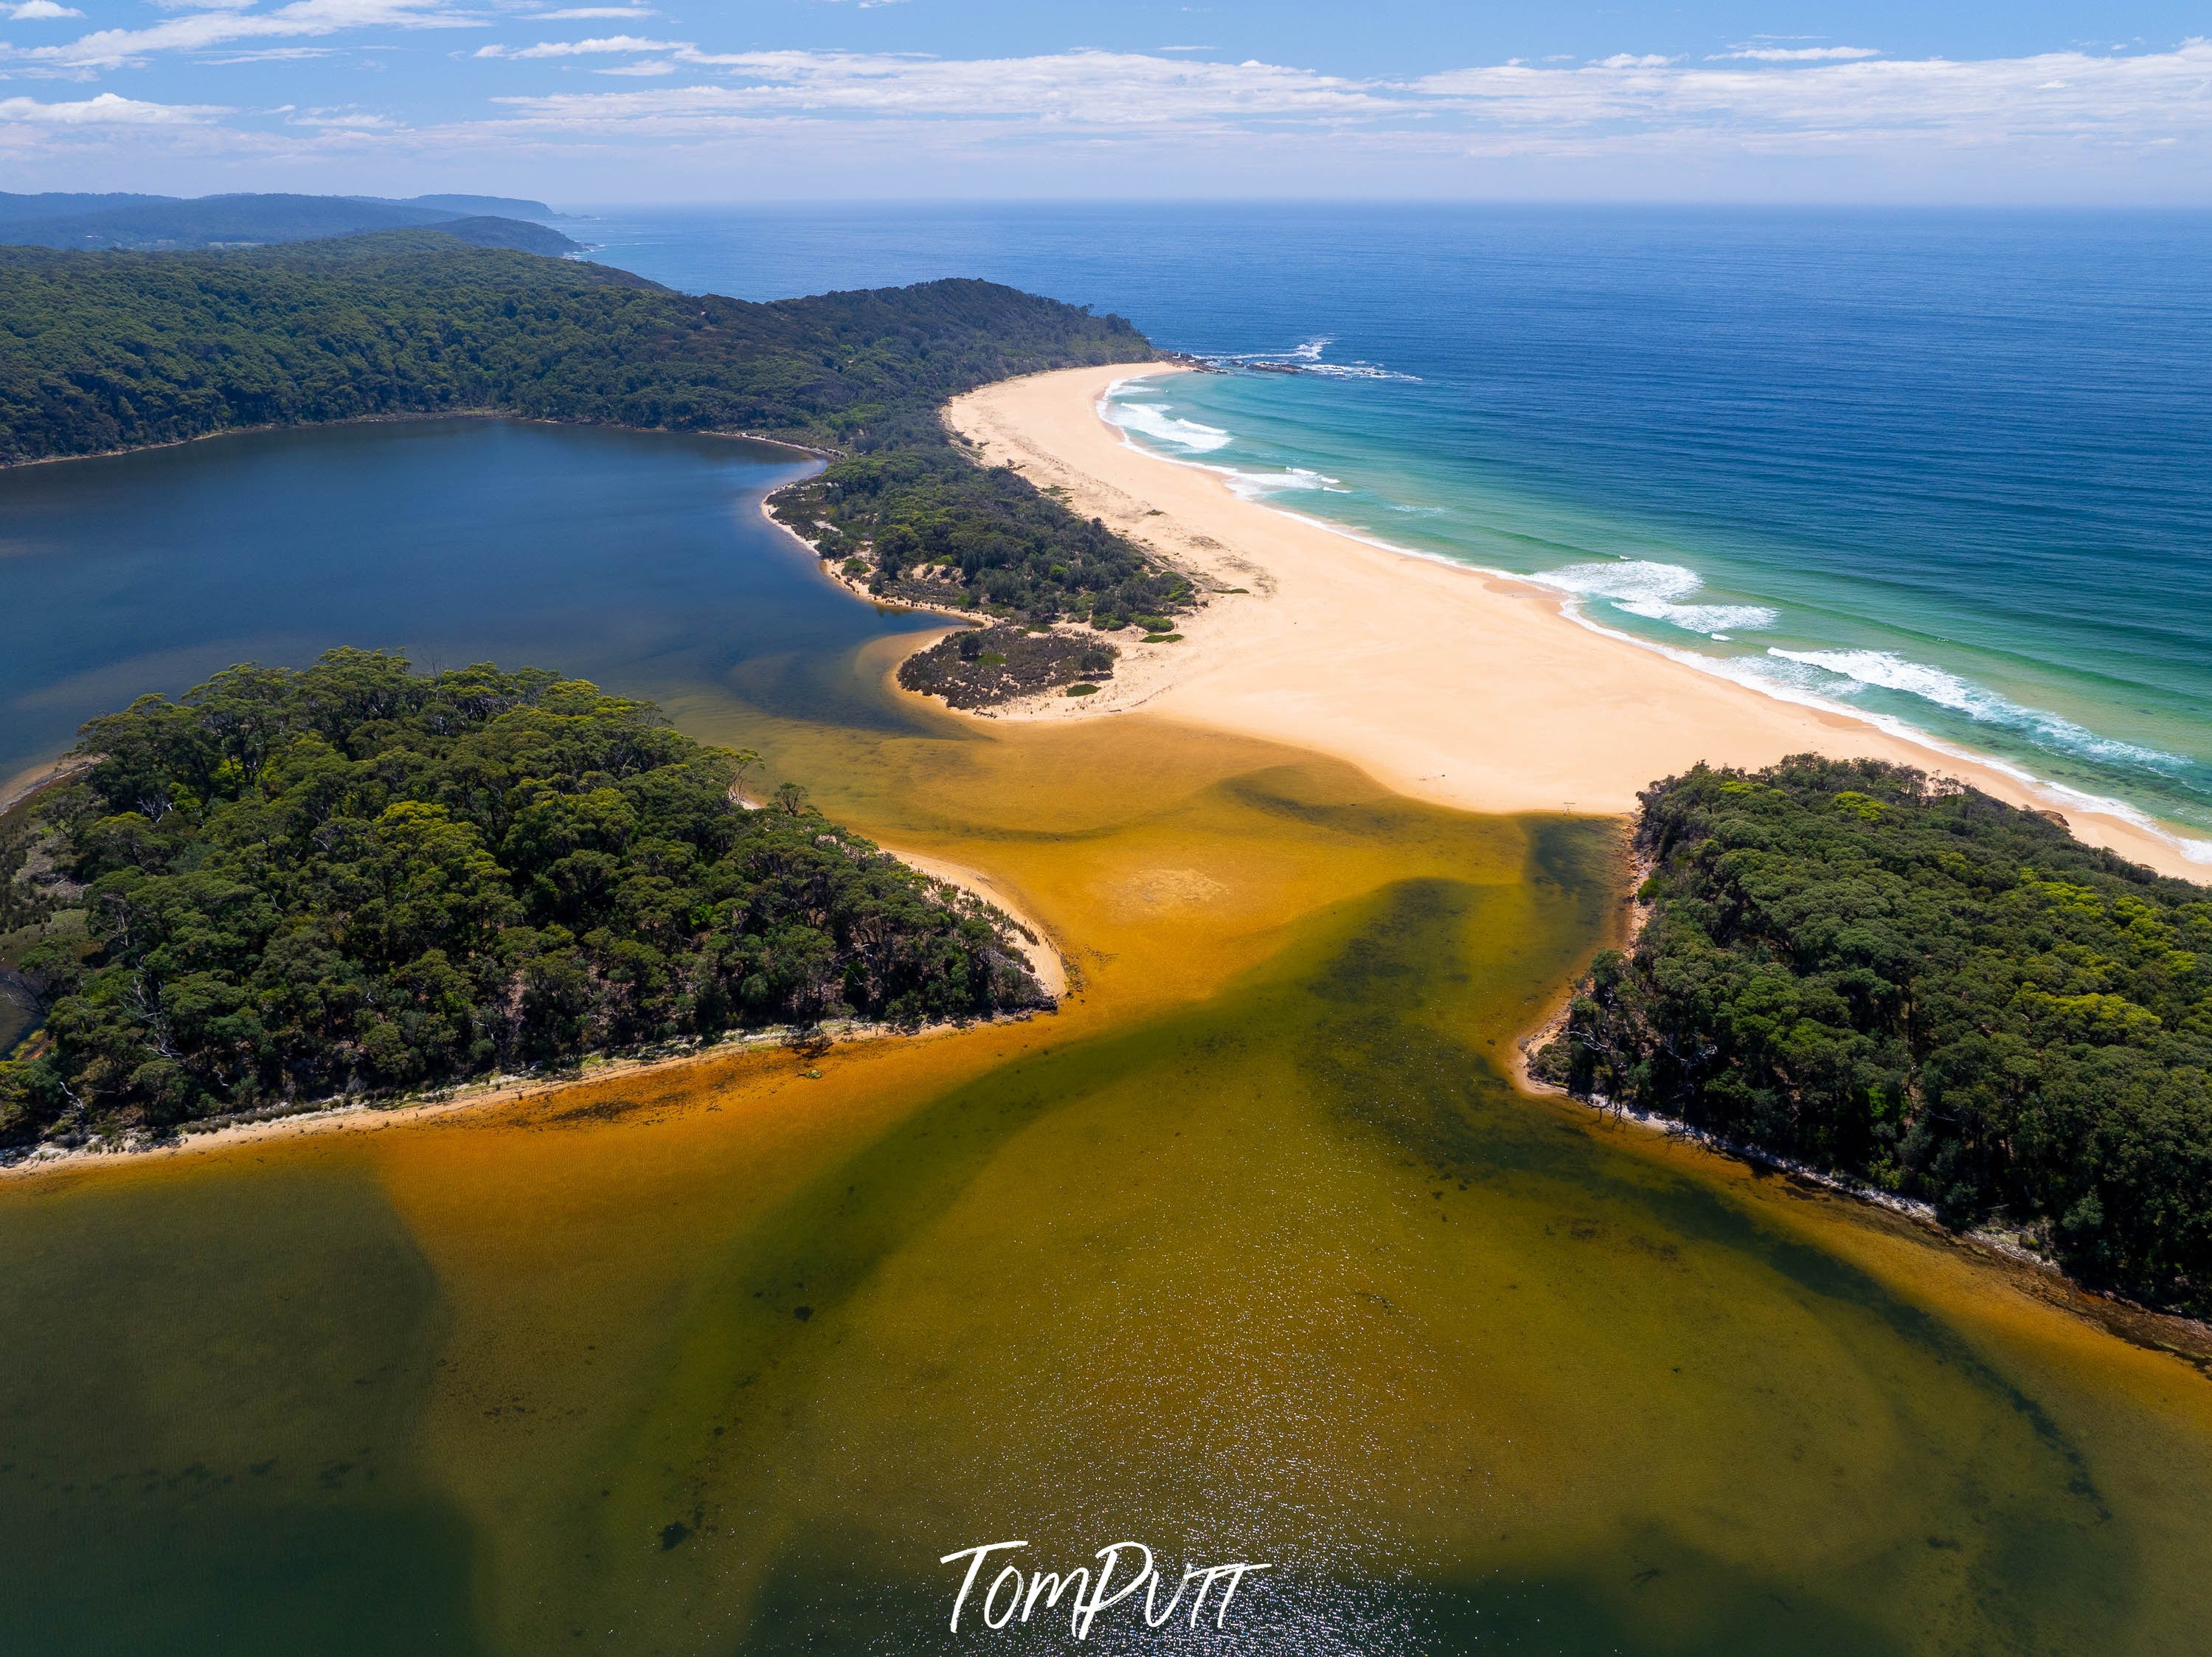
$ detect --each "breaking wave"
[1761,648,2202,782]
[1103,399,1234,453]
[1529,560,1780,637]
[1223,467,1350,500]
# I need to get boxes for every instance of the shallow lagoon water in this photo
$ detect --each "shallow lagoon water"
[3,421,2211,1654]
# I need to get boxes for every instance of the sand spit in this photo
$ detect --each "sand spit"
[945,364,2205,883]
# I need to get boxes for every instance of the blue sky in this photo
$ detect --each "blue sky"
[2,2,2209,202]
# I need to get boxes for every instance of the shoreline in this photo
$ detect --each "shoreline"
[946,364,2208,885]
[0,1006,1053,1185]
[0,407,829,474]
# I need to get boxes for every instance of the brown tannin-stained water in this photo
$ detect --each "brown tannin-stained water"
[3,426,2211,1654]
[5,716,2211,1656]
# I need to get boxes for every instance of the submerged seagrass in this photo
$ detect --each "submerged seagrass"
[0,651,1045,1142]
[7,731,2211,1656]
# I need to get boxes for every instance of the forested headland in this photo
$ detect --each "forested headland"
[0,190,570,254]
[0,651,1050,1148]
[1534,756,2212,1315]
[0,230,1186,636]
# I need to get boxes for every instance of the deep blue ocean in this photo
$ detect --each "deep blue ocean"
[580,204,2212,857]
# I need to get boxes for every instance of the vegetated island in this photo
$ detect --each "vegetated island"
[0,651,1052,1154]
[1533,756,2212,1317]
[0,226,1197,708]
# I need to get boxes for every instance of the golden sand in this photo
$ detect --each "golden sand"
[946,363,2205,882]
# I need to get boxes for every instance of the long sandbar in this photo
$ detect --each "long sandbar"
[947,364,2205,882]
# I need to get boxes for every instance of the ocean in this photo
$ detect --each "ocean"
[578,204,2212,857]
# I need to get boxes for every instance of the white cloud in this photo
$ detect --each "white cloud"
[285,106,395,127]
[473,41,2212,148]
[8,37,2212,197]
[1712,46,1882,62]
[2,0,482,72]
[7,1,86,20]
[0,91,227,122]
[530,6,657,16]
[1413,39,2212,142]
[477,34,682,58]
[491,49,1393,125]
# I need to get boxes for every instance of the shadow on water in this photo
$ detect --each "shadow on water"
[1297,875,2127,1654]
[556,814,2136,1656]
[0,1164,481,1656]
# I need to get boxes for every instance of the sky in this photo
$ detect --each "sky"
[1,1,2210,204]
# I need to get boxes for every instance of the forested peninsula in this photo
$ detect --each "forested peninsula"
[0,652,1049,1149]
[1535,757,2212,1315]
[0,230,1191,644]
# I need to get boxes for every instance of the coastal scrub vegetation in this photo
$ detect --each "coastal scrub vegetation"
[770,445,1193,627]
[894,623,1120,709]
[0,232,1185,641]
[0,651,1048,1146]
[1535,756,2212,1312]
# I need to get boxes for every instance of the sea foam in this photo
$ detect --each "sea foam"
[1762,649,2200,781]
[1103,400,1234,453]
[1530,560,1780,637]
[1223,466,1349,500]
[1204,336,1422,381]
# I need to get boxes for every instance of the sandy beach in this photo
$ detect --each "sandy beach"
[947,363,2207,883]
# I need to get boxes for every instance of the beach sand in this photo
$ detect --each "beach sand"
[946,363,2207,883]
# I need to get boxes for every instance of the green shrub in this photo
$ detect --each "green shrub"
[0,651,1050,1144]
[1541,755,2212,1312]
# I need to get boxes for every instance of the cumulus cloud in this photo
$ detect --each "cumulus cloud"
[465,40,2212,151]
[1711,46,1882,62]
[476,34,682,58]
[1411,39,2212,143]
[490,48,1393,127]
[7,2,86,20]
[9,35,2212,188]
[0,91,228,122]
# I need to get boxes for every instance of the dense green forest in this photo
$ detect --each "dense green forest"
[773,444,1193,625]
[0,652,1049,1146]
[0,233,1148,457]
[1534,757,2212,1313]
[0,231,1182,634]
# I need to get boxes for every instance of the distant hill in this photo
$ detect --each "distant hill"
[0,192,173,225]
[0,193,578,255]
[350,193,560,221]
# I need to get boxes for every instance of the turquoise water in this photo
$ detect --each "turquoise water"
[579,205,2212,857]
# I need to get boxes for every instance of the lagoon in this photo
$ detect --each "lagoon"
[3,418,2211,1655]
[0,416,941,796]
